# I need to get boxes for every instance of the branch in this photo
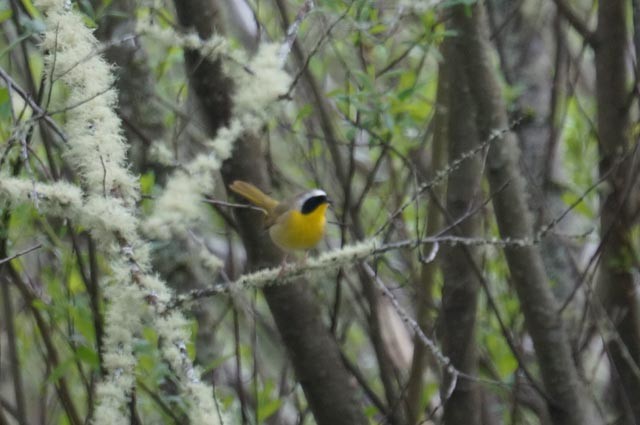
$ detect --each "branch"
[278,0,315,65]
[0,66,67,143]
[361,262,459,402]
[374,120,522,237]
[5,265,83,425]
[453,3,599,423]
[170,235,546,308]
[0,243,42,265]
[552,0,597,46]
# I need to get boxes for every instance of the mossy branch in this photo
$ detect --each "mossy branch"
[34,1,223,423]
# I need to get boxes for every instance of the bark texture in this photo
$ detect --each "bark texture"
[174,1,367,424]
[93,0,166,172]
[595,1,640,422]
[488,0,576,297]
[449,4,600,425]
[440,36,482,425]
[174,0,233,135]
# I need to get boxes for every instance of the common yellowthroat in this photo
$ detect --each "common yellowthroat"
[229,180,330,251]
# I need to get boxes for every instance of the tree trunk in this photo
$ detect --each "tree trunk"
[449,4,600,425]
[174,2,368,424]
[93,0,166,173]
[440,36,483,425]
[595,1,640,422]
[487,0,577,298]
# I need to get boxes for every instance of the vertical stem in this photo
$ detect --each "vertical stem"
[0,213,27,424]
[405,53,449,424]
[439,35,482,425]
[595,1,640,422]
[0,263,27,425]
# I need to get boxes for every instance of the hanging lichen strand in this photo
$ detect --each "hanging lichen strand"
[35,1,221,423]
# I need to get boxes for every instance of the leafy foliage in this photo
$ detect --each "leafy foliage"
[0,0,637,424]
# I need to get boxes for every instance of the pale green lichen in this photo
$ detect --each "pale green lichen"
[93,380,130,425]
[208,118,243,160]
[233,238,379,289]
[142,172,209,239]
[92,281,144,425]
[186,382,223,425]
[186,153,221,184]
[138,274,173,306]
[311,238,379,266]
[170,239,382,307]
[234,43,291,123]
[40,5,138,205]
[0,176,84,215]
[35,1,222,423]
[142,149,223,240]
[148,142,176,166]
[143,42,290,244]
[82,197,139,245]
[137,18,228,61]
[198,245,224,275]
[400,0,441,12]
[26,3,344,424]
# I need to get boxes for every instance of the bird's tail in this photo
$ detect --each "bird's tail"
[229,180,279,213]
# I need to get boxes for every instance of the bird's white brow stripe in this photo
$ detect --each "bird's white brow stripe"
[295,189,328,210]
[302,189,327,200]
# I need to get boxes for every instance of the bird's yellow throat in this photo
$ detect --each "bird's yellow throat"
[270,203,328,251]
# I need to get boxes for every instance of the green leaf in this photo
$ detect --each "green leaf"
[0,9,12,24]
[48,357,75,384]
[140,171,156,195]
[31,299,49,312]
[202,353,234,374]
[369,24,387,35]
[561,192,593,218]
[257,398,282,422]
[20,0,38,18]
[76,345,100,369]
[67,267,85,294]
[484,332,517,377]
[397,87,415,101]
[295,104,313,125]
[364,405,378,418]
[0,88,12,120]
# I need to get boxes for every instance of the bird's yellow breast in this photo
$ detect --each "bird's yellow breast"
[269,203,328,251]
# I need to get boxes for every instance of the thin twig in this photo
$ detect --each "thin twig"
[0,243,42,265]
[374,121,521,237]
[6,265,83,425]
[284,7,351,98]
[169,234,546,308]
[45,81,118,116]
[360,262,459,402]
[0,66,67,143]
[51,34,138,83]
[551,0,596,45]
[278,0,315,65]
[202,198,267,214]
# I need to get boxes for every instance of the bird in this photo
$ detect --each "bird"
[228,180,330,252]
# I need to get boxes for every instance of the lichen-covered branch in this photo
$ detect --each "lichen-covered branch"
[34,1,222,423]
